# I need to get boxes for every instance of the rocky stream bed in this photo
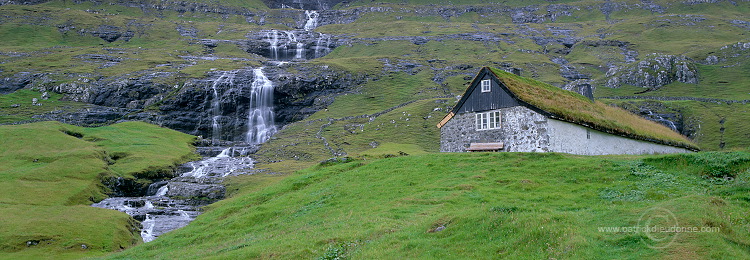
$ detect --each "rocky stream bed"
[92,146,255,242]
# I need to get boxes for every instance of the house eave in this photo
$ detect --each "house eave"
[436,112,454,129]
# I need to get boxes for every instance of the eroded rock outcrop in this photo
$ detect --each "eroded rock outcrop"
[605,54,699,89]
[1,72,37,94]
[241,30,341,61]
[26,63,362,142]
[167,182,225,200]
[89,25,134,43]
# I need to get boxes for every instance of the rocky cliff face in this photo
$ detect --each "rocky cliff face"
[614,100,697,139]
[32,64,363,142]
[605,54,699,89]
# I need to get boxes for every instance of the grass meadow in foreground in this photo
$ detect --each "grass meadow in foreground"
[109,151,750,259]
[0,121,196,259]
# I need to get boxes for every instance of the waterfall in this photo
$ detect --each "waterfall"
[287,32,305,60]
[645,110,679,131]
[314,32,332,59]
[203,68,278,144]
[267,30,280,61]
[304,10,319,31]
[246,68,277,144]
[209,71,236,145]
[257,19,334,61]
[155,186,168,197]
[92,69,272,243]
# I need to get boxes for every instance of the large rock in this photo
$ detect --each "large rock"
[89,25,134,43]
[1,72,36,94]
[167,181,225,200]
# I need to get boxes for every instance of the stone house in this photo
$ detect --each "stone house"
[437,67,699,155]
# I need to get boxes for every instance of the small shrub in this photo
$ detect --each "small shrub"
[319,157,355,167]
[646,152,750,179]
[688,152,750,179]
[318,244,346,260]
[490,206,520,214]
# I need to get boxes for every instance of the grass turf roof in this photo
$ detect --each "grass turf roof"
[485,67,699,151]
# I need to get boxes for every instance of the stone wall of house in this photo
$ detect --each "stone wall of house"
[440,106,550,152]
[440,105,692,154]
[546,119,692,155]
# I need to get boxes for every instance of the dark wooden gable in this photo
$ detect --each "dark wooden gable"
[454,67,519,114]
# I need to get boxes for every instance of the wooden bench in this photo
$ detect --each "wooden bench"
[466,142,504,152]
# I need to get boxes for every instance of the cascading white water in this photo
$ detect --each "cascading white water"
[92,146,255,243]
[210,71,236,145]
[141,214,156,243]
[645,110,678,131]
[286,32,305,60]
[304,10,319,31]
[251,9,335,61]
[181,147,253,178]
[246,68,277,144]
[204,68,279,145]
[314,32,332,59]
[93,63,276,247]
[267,30,280,60]
[155,186,169,197]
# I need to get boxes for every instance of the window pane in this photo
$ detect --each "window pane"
[491,111,500,129]
[481,80,491,92]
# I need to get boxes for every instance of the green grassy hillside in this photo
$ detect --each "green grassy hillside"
[0,121,196,259]
[2,0,750,258]
[108,152,750,259]
[1,0,749,156]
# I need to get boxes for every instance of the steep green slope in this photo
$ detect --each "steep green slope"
[0,121,196,259]
[1,1,750,259]
[109,152,750,259]
[2,0,749,157]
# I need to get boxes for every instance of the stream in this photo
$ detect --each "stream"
[92,146,254,242]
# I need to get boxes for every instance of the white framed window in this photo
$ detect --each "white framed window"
[481,79,491,92]
[476,111,501,130]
